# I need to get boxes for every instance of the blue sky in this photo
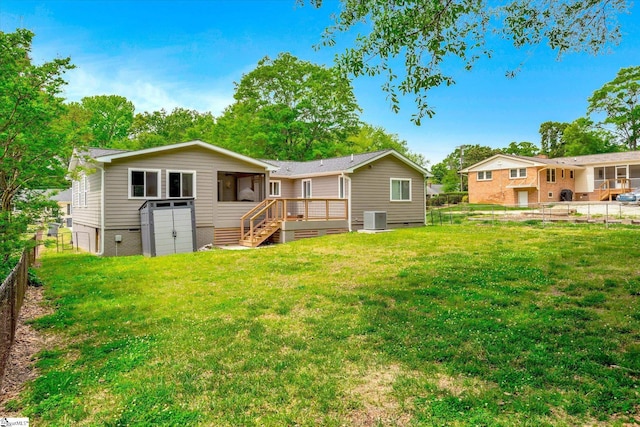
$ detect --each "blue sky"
[1,1,638,164]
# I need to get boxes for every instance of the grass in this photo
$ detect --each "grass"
[8,225,640,426]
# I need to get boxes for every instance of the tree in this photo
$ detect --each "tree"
[304,0,629,123]
[587,66,640,150]
[432,144,500,190]
[0,29,74,262]
[347,124,426,165]
[539,121,569,157]
[217,53,362,161]
[429,162,449,184]
[80,95,135,148]
[563,117,621,156]
[130,107,216,149]
[503,141,540,157]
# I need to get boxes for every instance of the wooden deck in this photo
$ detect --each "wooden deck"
[598,178,630,201]
[239,198,348,247]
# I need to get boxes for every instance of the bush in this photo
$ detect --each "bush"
[427,192,468,207]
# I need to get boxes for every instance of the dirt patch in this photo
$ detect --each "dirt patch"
[0,285,54,413]
[349,364,412,427]
[433,372,496,397]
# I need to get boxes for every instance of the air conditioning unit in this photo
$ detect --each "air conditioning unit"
[364,211,387,230]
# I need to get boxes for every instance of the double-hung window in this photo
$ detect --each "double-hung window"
[269,180,281,197]
[302,179,312,198]
[81,174,88,207]
[390,178,411,201]
[509,168,527,178]
[129,169,160,198]
[477,171,492,181]
[167,170,195,198]
[546,168,556,183]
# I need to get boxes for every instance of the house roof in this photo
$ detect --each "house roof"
[552,151,640,166]
[426,184,443,196]
[88,148,129,158]
[462,151,640,173]
[268,150,431,178]
[460,153,584,172]
[49,188,72,202]
[86,140,276,170]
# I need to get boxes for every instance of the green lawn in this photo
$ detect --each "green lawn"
[8,225,640,426]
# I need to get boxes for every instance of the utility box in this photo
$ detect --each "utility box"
[363,211,387,230]
[139,198,196,257]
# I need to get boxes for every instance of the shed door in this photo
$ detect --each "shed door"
[172,208,194,253]
[153,209,194,256]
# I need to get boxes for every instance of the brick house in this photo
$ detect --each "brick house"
[461,151,640,206]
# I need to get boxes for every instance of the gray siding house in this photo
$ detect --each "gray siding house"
[69,141,429,256]
[268,150,429,230]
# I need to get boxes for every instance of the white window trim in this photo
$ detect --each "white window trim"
[338,176,346,199]
[390,178,412,202]
[166,170,197,199]
[302,179,312,198]
[548,192,554,199]
[72,180,78,208]
[128,168,161,199]
[477,171,493,181]
[81,174,89,207]
[269,180,281,197]
[510,168,527,178]
[546,168,556,183]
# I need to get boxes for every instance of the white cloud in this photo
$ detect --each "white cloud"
[63,56,236,116]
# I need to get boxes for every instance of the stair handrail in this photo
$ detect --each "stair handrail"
[241,199,284,242]
[240,199,271,241]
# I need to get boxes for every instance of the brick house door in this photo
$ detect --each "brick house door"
[518,191,528,207]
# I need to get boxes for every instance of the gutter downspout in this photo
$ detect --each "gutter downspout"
[423,178,427,225]
[536,166,551,204]
[343,173,352,232]
[95,164,106,256]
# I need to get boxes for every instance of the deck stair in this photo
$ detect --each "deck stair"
[598,178,630,201]
[239,219,281,247]
[239,199,284,247]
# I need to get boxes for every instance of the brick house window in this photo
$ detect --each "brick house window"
[477,171,492,181]
[546,169,556,183]
[510,168,526,178]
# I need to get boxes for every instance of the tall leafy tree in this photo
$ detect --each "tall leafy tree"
[130,107,216,149]
[347,124,426,165]
[0,29,73,262]
[218,53,361,161]
[539,121,569,157]
[432,144,501,190]
[80,95,135,148]
[503,141,540,157]
[304,0,628,123]
[587,66,640,150]
[563,117,621,156]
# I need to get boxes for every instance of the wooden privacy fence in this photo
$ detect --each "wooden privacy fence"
[0,239,38,389]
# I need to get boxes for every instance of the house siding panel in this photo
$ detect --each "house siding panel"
[350,156,425,228]
[278,179,297,198]
[102,146,266,229]
[72,171,102,228]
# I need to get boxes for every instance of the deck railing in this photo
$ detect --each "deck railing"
[240,198,348,244]
[598,178,630,201]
